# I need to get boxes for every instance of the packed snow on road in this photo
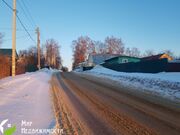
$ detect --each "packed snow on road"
[0,69,56,135]
[79,66,180,102]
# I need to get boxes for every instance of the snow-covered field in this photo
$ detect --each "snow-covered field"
[80,66,180,102]
[0,69,55,135]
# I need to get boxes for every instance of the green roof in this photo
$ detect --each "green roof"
[0,49,18,57]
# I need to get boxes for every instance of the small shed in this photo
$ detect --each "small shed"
[104,55,141,65]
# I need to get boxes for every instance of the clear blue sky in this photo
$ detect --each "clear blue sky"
[0,0,180,70]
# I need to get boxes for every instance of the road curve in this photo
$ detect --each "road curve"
[51,72,180,135]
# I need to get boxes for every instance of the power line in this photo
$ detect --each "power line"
[3,34,34,42]
[21,0,37,27]
[1,0,13,10]
[16,15,36,44]
[17,0,35,29]
[1,0,36,44]
[0,28,35,31]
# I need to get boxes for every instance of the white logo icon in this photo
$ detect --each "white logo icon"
[0,119,8,134]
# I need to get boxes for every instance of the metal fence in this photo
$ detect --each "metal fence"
[102,59,168,73]
[166,63,180,72]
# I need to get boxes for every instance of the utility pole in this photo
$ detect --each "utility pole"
[36,27,40,70]
[12,0,16,77]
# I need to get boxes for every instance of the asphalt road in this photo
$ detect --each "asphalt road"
[51,72,180,135]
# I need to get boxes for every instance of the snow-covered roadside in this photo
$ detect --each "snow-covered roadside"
[78,66,180,102]
[0,69,55,135]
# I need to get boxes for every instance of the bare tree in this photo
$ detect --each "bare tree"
[104,36,124,54]
[143,50,156,57]
[28,46,37,57]
[94,41,106,54]
[19,50,28,57]
[125,47,141,57]
[125,47,131,56]
[130,47,141,57]
[18,46,48,72]
[17,47,38,72]
[45,39,62,69]
[72,36,95,68]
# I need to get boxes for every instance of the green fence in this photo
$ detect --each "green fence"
[102,59,168,73]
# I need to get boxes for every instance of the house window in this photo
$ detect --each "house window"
[122,59,128,63]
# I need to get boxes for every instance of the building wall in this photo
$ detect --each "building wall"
[118,57,140,63]
[0,56,25,79]
[0,56,11,79]
[106,56,140,65]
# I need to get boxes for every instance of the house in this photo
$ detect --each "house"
[0,49,18,79]
[102,53,178,73]
[104,55,141,65]
[73,61,86,71]
[0,48,18,57]
[141,53,173,61]
[86,54,119,66]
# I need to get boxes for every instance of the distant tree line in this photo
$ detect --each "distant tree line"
[72,36,125,68]
[72,36,179,69]
[0,33,63,73]
[44,39,62,69]
[18,38,62,72]
[0,33,179,71]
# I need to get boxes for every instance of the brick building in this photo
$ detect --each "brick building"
[0,49,18,79]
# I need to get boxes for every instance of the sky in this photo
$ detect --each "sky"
[0,0,180,70]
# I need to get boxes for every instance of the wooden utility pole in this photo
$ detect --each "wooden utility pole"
[36,27,41,70]
[12,0,16,77]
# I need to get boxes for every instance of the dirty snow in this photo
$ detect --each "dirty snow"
[0,69,55,135]
[80,66,180,102]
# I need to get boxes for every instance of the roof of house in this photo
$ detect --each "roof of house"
[0,49,18,57]
[89,54,119,64]
[105,55,140,62]
[141,53,168,61]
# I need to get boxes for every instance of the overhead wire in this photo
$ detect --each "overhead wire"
[1,0,13,10]
[17,0,35,29]
[0,28,35,31]
[3,34,34,42]
[1,0,36,44]
[16,15,36,44]
[21,0,37,27]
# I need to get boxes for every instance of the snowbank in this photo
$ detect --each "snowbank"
[81,66,180,102]
[0,69,55,135]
